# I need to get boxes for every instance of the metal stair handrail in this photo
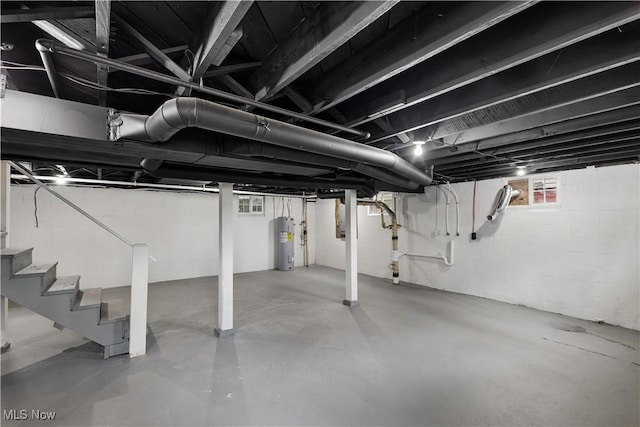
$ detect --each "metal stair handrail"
[9,161,134,247]
[8,161,149,357]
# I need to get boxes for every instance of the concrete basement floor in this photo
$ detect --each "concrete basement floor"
[1,265,639,426]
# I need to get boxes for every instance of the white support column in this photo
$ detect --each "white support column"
[343,189,359,307]
[129,243,149,358]
[215,182,235,337]
[1,161,10,353]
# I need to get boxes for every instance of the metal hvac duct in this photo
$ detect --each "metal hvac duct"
[110,98,432,190]
[487,185,522,221]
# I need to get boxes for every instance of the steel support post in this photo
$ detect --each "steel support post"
[343,189,359,306]
[0,161,9,353]
[129,243,149,358]
[215,182,236,337]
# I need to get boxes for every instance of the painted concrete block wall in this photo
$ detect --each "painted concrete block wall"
[9,185,315,288]
[315,164,639,330]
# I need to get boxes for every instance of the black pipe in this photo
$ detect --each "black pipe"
[36,39,369,138]
[37,47,61,98]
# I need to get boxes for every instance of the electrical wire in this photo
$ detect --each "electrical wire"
[0,65,46,72]
[0,60,174,97]
[34,186,42,228]
[0,59,46,71]
[60,73,174,97]
[185,49,195,74]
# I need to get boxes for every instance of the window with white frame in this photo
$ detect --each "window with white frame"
[238,195,264,215]
[531,176,558,205]
[367,192,395,216]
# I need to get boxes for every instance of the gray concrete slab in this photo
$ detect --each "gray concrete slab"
[1,266,638,426]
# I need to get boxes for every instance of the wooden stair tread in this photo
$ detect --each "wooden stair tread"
[14,262,57,277]
[44,275,80,295]
[73,288,102,310]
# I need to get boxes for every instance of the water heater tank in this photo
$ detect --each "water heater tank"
[276,216,295,271]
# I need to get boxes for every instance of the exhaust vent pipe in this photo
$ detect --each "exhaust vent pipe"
[487,184,522,221]
[113,98,432,190]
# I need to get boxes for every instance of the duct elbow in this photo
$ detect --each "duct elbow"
[115,98,200,143]
[144,98,196,142]
[487,184,517,222]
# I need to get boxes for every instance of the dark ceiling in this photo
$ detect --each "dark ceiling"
[1,1,639,194]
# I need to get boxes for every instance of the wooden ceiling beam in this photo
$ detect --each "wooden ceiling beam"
[310,1,535,114]
[191,1,253,80]
[249,1,398,102]
[1,6,94,23]
[95,0,111,106]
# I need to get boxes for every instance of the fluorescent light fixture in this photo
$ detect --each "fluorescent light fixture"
[32,20,88,50]
[413,140,426,156]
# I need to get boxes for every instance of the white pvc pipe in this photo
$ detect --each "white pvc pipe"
[403,240,455,266]
[437,185,450,236]
[444,182,460,237]
[391,249,400,285]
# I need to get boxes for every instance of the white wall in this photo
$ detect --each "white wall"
[9,185,315,288]
[315,164,640,330]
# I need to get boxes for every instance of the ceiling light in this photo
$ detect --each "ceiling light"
[413,140,426,156]
[516,166,526,176]
[55,175,68,185]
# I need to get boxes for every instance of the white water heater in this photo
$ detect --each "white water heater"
[276,216,295,271]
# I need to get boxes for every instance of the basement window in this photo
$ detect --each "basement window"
[367,192,395,216]
[531,177,558,204]
[238,196,264,215]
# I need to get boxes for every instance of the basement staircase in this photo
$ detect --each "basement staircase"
[1,248,130,358]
